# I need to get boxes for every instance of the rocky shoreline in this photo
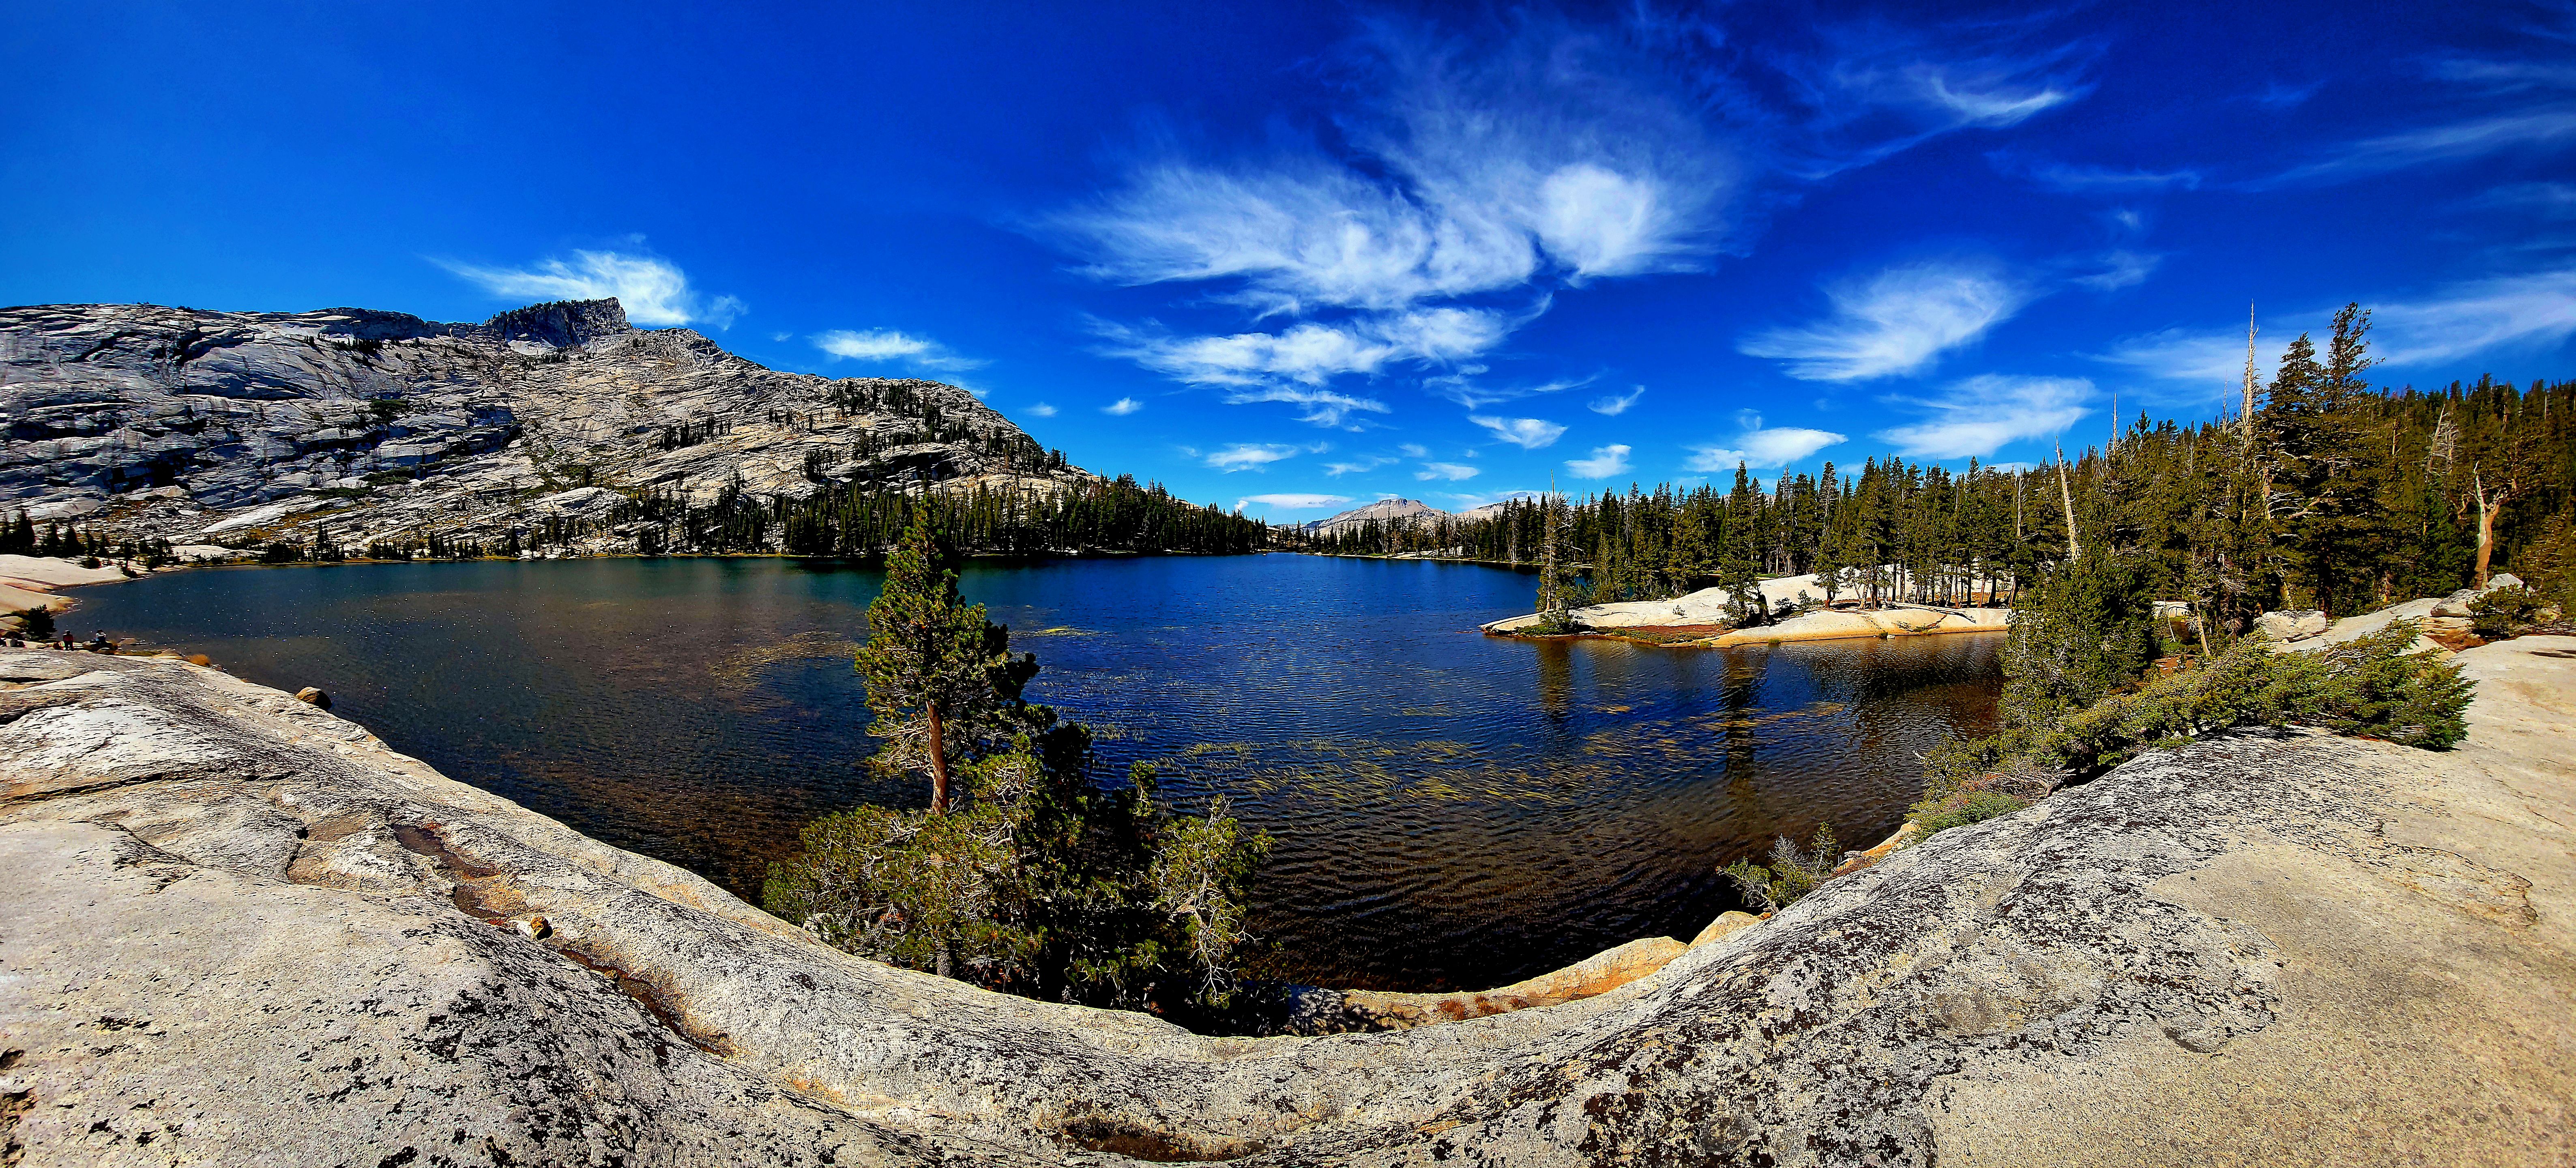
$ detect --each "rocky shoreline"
[1481,572,2015,647]
[4,638,2569,1164]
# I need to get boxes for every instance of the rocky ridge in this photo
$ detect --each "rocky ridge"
[1299,497,1447,535]
[0,299,1092,554]
[2,640,2568,1164]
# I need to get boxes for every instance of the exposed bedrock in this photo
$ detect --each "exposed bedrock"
[1,642,2570,1165]
[0,299,1089,553]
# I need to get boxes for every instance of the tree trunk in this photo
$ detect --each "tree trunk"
[2473,466,2505,587]
[2054,445,2081,560]
[925,701,951,816]
[2475,498,2500,586]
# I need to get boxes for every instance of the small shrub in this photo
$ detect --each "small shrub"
[1924,618,2474,798]
[2302,620,2475,748]
[13,606,54,639]
[1720,822,1838,913]
[2468,584,2547,640]
[1912,789,2029,839]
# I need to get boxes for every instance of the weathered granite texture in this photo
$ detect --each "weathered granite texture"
[1,640,2570,1165]
[0,300,1088,552]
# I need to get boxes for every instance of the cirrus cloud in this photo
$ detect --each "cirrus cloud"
[436,248,744,329]
[811,328,986,371]
[1687,411,1846,470]
[1234,493,1352,512]
[1872,375,2093,459]
[1565,444,1633,478]
[1739,259,2033,381]
[1205,442,1308,472]
[1468,414,1568,449]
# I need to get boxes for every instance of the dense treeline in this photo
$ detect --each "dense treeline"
[629,473,1270,558]
[0,513,174,566]
[1297,311,2574,638]
[270,473,1270,563]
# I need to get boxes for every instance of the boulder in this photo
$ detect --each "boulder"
[292,686,331,709]
[2255,608,2329,640]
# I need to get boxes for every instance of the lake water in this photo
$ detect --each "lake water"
[68,554,2002,991]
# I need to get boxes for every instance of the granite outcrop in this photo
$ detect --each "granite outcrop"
[0,299,1090,554]
[1,640,2570,1164]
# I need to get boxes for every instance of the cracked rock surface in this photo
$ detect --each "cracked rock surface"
[1,640,2570,1165]
[0,299,1087,552]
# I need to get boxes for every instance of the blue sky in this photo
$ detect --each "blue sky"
[7,2,2573,520]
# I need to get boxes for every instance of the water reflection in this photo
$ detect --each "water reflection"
[71,555,1999,990]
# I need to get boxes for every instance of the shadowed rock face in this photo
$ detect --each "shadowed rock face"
[0,299,1088,551]
[0,642,2570,1165]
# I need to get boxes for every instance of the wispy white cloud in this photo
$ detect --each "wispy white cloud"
[1586,386,1645,415]
[1565,444,1633,478]
[2359,268,2576,368]
[1220,386,1392,428]
[1740,259,2032,380]
[1206,442,1314,472]
[2093,328,2288,395]
[1686,410,1846,470]
[1102,397,1144,416]
[1422,366,1592,409]
[1397,442,1430,458]
[2468,180,2576,218]
[1094,309,1514,393]
[2264,107,2576,186]
[2251,80,2321,109]
[2096,268,2576,393]
[436,248,744,328]
[1773,19,2096,177]
[1468,415,1568,449]
[2072,249,2162,292]
[1026,402,1058,418]
[1417,462,1481,481]
[1439,489,1550,510]
[1873,375,2092,459]
[1050,8,2093,398]
[1234,493,1352,512]
[2000,157,2202,192]
[1044,15,1737,317]
[2261,45,2576,187]
[811,328,987,371]
[1324,454,1396,476]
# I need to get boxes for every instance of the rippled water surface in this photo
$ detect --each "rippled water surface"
[72,554,2002,990]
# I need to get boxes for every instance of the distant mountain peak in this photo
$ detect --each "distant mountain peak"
[484,298,632,348]
[1301,496,1448,535]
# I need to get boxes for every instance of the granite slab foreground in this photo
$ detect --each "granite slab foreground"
[1,643,2569,1166]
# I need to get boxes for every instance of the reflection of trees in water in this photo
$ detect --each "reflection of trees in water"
[1534,639,1573,719]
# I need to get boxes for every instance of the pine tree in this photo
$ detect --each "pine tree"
[854,515,1027,814]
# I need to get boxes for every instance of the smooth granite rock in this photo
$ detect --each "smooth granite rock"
[1,642,2570,1165]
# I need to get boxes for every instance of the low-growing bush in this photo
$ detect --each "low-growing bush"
[1913,788,2029,837]
[2469,584,2548,640]
[1719,822,1838,913]
[1925,618,2473,803]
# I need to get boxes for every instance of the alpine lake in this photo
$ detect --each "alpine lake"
[70,553,2003,992]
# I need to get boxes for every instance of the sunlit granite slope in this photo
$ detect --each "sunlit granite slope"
[1,641,2569,1165]
[0,298,1088,553]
